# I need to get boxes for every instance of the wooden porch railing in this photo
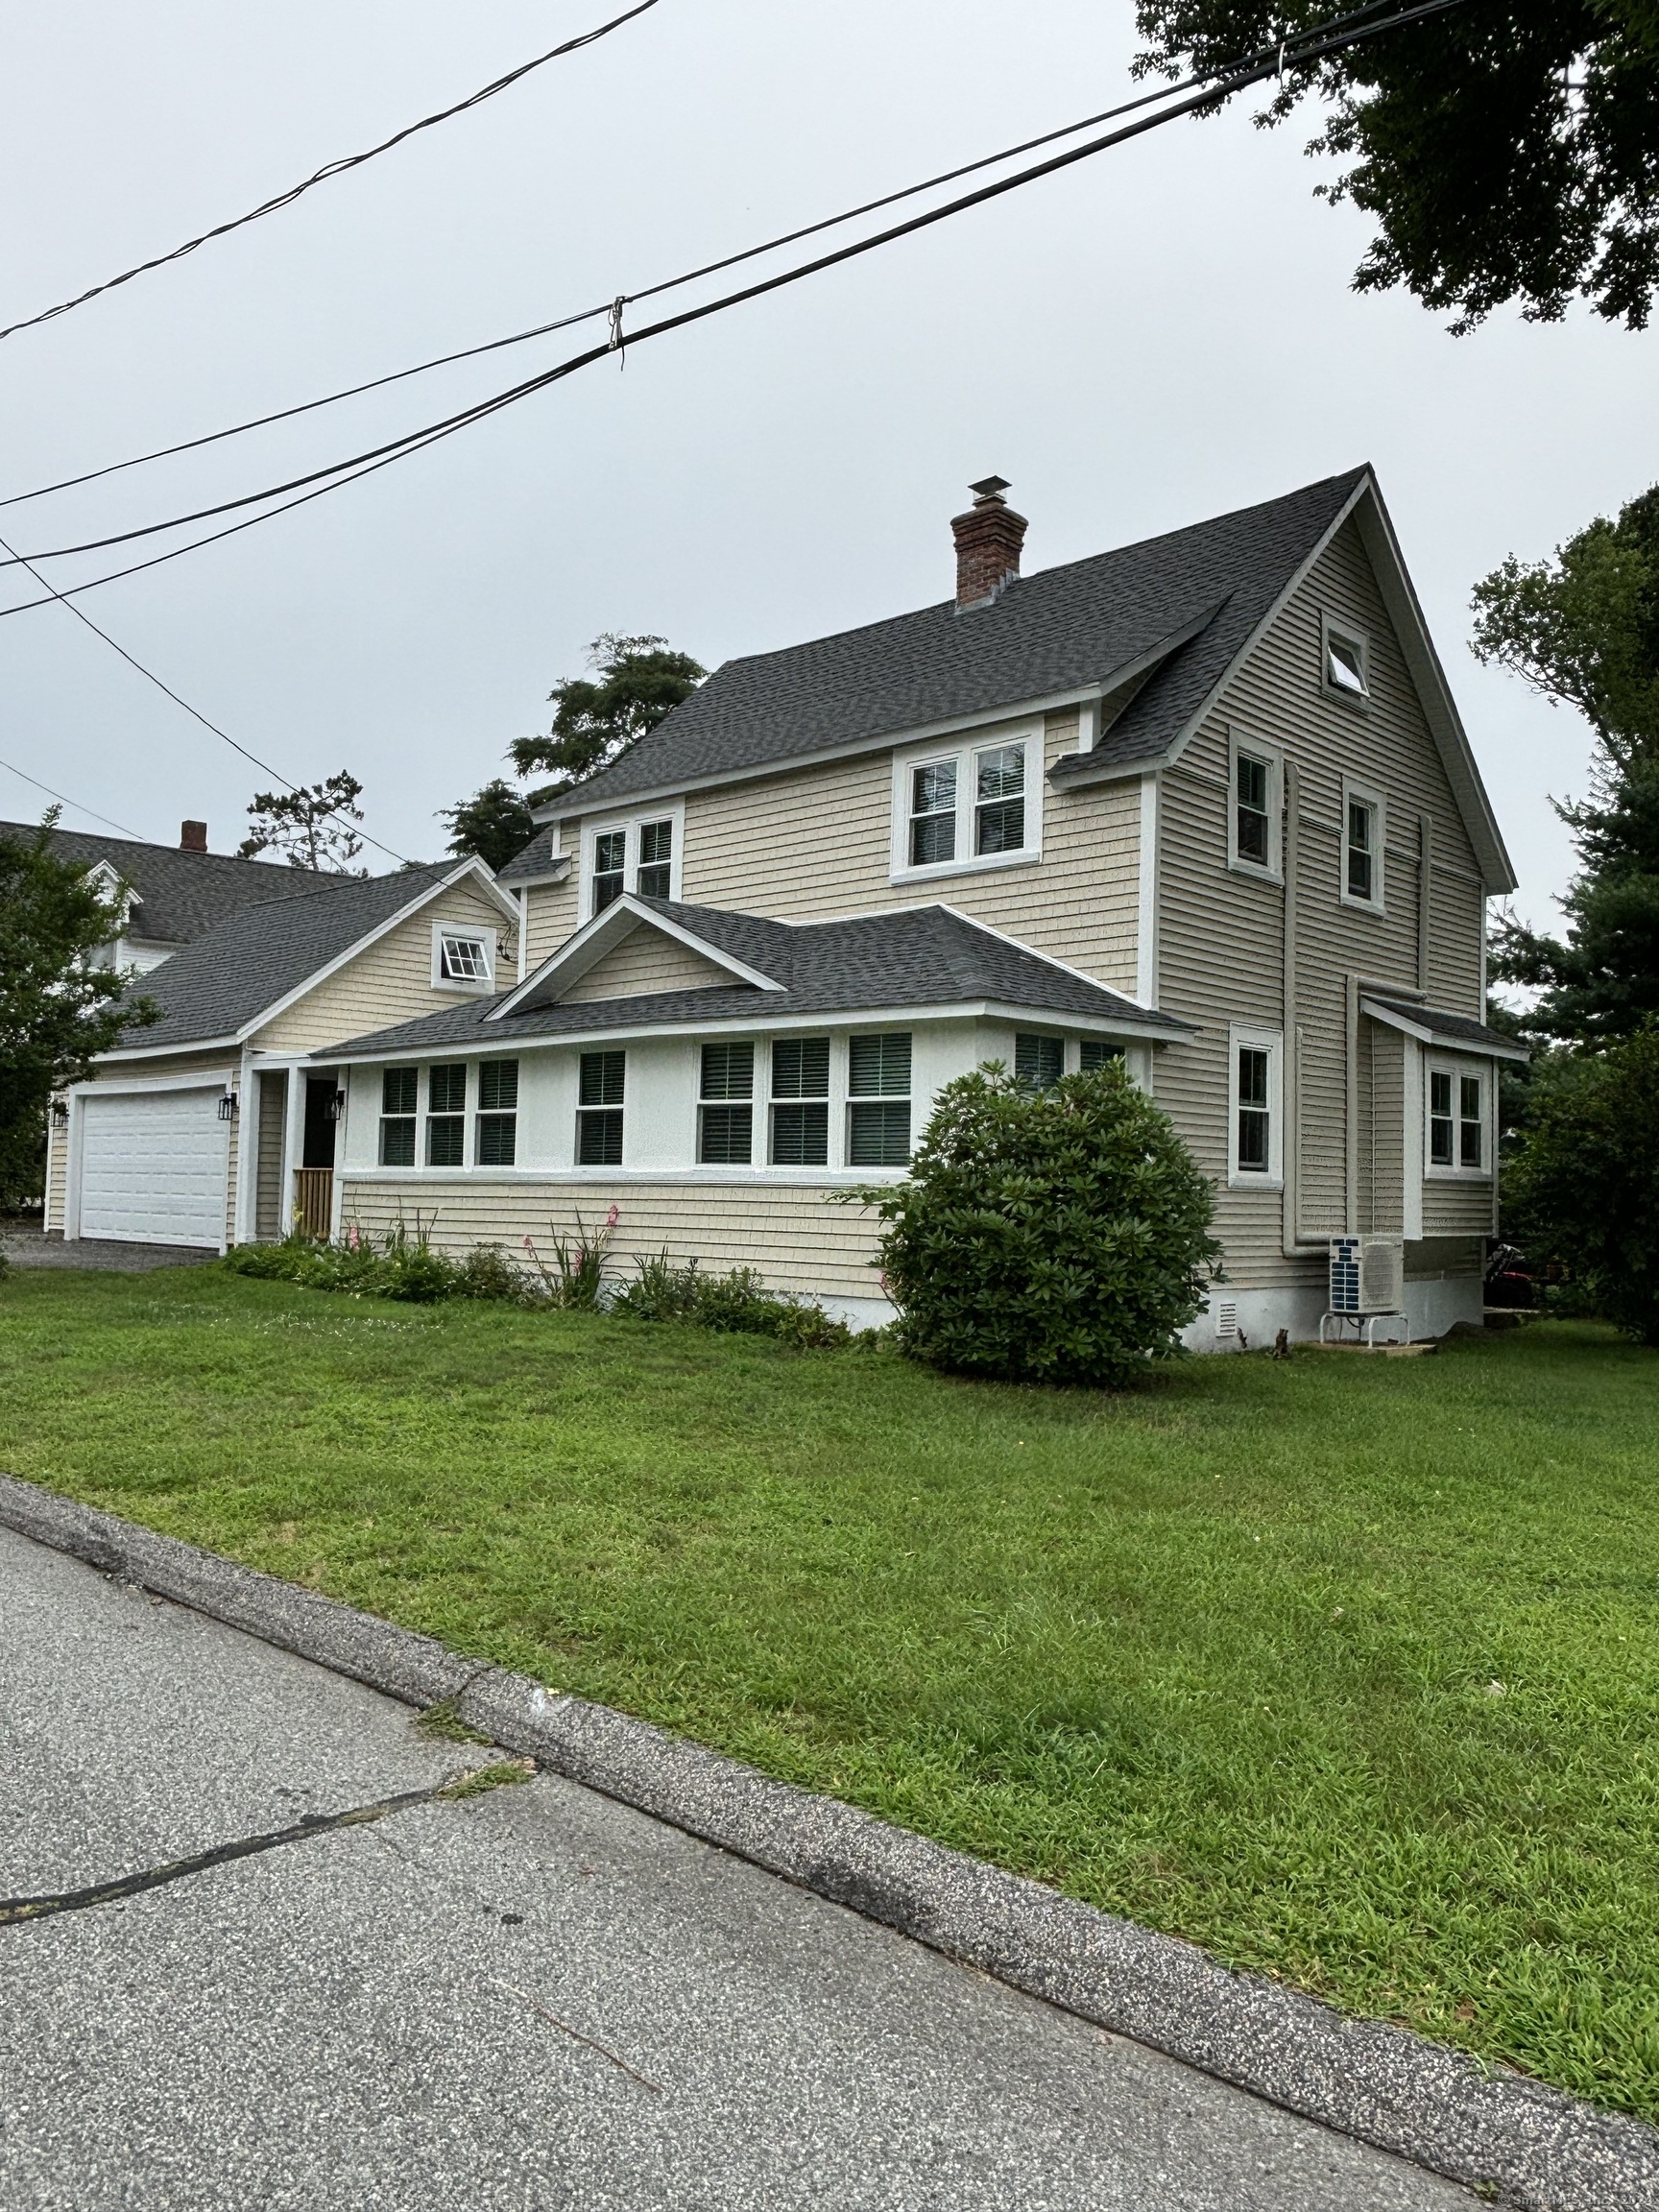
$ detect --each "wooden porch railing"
[292,1167,334,1239]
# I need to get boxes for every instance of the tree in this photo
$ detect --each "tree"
[438,780,537,873]
[0,816,157,1206]
[1505,1024,1659,1344]
[861,1060,1220,1387]
[239,771,366,871]
[1134,0,1659,331]
[508,634,706,799]
[1472,484,1659,1042]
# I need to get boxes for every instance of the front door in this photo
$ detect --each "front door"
[302,1076,339,1169]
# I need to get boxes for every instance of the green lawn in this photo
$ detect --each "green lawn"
[2,1268,1656,2120]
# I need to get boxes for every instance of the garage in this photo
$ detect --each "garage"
[76,1087,228,1248]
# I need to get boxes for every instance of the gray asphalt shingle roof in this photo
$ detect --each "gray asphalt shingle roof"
[496,829,568,885]
[111,863,458,1051]
[524,469,1367,827]
[1363,998,1529,1061]
[316,898,1189,1060]
[0,819,338,944]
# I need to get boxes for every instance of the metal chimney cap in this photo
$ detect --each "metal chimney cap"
[968,474,1011,502]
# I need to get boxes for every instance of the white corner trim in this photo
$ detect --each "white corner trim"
[1136,772,1160,1008]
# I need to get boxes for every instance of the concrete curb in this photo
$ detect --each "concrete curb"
[3,1471,1653,2212]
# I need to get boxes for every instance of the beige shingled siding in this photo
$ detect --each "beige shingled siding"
[255,1070,288,1240]
[561,923,738,1001]
[522,876,580,971]
[677,712,1143,997]
[253,880,510,1051]
[1153,514,1492,1290]
[340,1177,884,1301]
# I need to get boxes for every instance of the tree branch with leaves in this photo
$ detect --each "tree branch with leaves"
[239,771,367,872]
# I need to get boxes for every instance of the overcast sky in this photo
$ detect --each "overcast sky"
[2,0,1653,925]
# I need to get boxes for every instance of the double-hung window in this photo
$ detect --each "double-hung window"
[848,1033,911,1166]
[1428,1064,1485,1172]
[1228,1026,1282,1185]
[476,1059,518,1166]
[895,732,1036,879]
[770,1038,830,1165]
[577,1050,625,1165]
[379,1067,418,1166]
[1014,1033,1064,1091]
[427,1064,467,1166]
[1342,781,1384,910]
[589,814,678,914]
[698,1043,754,1164]
[1227,727,1282,878]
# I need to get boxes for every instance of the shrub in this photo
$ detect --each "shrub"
[1506,1024,1659,1346]
[862,1059,1219,1386]
[610,1249,705,1321]
[611,1250,857,1347]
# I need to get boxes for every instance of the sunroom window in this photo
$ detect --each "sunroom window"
[1014,1033,1064,1090]
[427,1064,467,1166]
[698,1041,754,1165]
[475,1059,518,1166]
[577,1049,625,1165]
[848,1032,911,1166]
[770,1038,830,1166]
[379,1066,417,1166]
[1079,1039,1125,1072]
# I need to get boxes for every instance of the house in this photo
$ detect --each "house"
[43,857,518,1250]
[294,466,1522,1342]
[4,815,328,974]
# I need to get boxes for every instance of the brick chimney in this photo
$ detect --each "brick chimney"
[180,820,207,853]
[951,475,1027,610]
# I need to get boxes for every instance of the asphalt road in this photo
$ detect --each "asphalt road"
[0,1524,1479,2211]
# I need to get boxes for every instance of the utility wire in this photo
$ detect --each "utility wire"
[0,0,1408,516]
[0,0,664,348]
[0,0,1468,610]
[0,756,146,839]
[0,524,411,863]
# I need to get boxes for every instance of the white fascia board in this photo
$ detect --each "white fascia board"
[97,1031,242,1063]
[66,1067,236,1095]
[493,893,784,1017]
[236,859,517,1044]
[1358,997,1528,1062]
[527,685,1117,829]
[327,998,1188,1065]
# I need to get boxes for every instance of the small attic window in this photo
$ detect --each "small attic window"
[1325,621,1369,701]
[431,921,496,992]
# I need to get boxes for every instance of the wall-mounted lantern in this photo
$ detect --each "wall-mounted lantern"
[217,1090,239,1121]
[50,1097,69,1125]
[324,1089,347,1122]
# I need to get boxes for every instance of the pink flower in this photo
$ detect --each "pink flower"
[606,1203,620,1228]
[522,1235,534,1252]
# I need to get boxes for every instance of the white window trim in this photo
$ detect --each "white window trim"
[1227,1023,1284,1190]
[1424,1053,1492,1181]
[1227,730,1283,881]
[1322,613,1371,708]
[1339,778,1386,914]
[889,723,1043,885]
[581,801,685,916]
[429,920,498,994]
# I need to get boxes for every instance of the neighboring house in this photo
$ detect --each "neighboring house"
[43,859,517,1250]
[2,816,324,974]
[299,465,1522,1341]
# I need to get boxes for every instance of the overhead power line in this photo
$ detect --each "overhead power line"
[0,524,411,864]
[0,0,1468,615]
[0,0,1407,517]
[0,0,663,348]
[0,755,146,840]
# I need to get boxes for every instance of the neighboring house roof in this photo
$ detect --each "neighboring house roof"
[317,896,1191,1059]
[104,862,469,1053]
[532,470,1367,822]
[1361,997,1530,1063]
[0,819,334,944]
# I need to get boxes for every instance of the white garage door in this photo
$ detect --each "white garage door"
[78,1088,228,1248]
